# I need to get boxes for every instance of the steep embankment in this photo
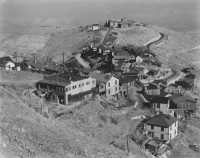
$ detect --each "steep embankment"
[0,85,129,158]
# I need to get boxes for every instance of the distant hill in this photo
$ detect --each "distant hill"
[1,24,200,69]
[0,26,98,62]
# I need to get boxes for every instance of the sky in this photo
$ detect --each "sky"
[0,0,200,34]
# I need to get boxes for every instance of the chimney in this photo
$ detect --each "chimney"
[34,56,36,64]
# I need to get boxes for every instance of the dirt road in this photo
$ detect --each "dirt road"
[75,53,90,68]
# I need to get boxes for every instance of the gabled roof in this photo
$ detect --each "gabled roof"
[150,96,169,104]
[24,60,45,69]
[152,79,167,85]
[170,94,196,104]
[97,45,106,51]
[118,75,135,85]
[89,72,113,83]
[0,56,14,66]
[145,83,159,90]
[145,114,177,127]
[128,68,139,74]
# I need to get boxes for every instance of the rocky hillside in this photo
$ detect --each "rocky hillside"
[0,26,100,62]
[149,26,200,69]
[0,85,129,158]
[114,25,159,46]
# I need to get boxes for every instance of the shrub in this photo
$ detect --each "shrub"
[99,114,107,123]
[98,123,103,128]
[110,116,118,125]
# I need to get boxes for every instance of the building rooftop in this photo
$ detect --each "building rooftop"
[145,114,177,127]
[25,60,45,70]
[145,83,159,90]
[89,72,112,83]
[0,56,14,66]
[114,55,128,60]
[59,73,89,82]
[170,94,196,104]
[150,96,169,104]
[38,77,70,86]
[118,75,135,85]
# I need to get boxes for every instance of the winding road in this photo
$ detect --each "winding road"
[144,32,165,50]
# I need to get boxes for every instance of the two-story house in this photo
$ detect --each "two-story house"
[118,76,135,97]
[150,96,170,115]
[144,114,178,141]
[169,94,197,117]
[89,72,119,98]
[36,74,96,105]
[143,83,161,96]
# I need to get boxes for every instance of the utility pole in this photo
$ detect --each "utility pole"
[15,51,18,63]
[56,64,58,85]
[63,52,65,72]
[126,135,129,154]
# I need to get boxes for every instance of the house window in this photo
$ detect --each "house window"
[151,125,154,130]
[79,84,81,87]
[161,134,164,139]
[108,82,110,87]
[66,87,68,92]
[93,80,95,83]
[82,83,84,86]
[157,104,160,108]
[115,87,118,91]
[100,84,104,89]
[174,130,176,135]
[161,127,164,132]
[115,80,117,85]
[170,134,171,139]
[108,89,110,94]
[53,95,56,100]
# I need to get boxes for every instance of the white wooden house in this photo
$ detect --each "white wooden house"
[0,56,15,70]
[89,72,119,97]
[144,114,178,141]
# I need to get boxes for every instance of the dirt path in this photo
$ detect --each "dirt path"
[100,28,112,44]
[75,53,90,68]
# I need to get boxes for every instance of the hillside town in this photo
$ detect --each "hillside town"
[1,18,200,157]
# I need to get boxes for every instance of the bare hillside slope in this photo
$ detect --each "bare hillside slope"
[0,86,130,158]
